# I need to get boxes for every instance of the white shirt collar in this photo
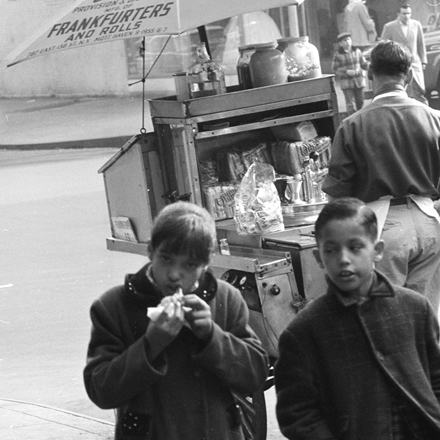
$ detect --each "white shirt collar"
[372,90,407,102]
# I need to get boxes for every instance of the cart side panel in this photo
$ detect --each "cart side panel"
[101,134,166,245]
[154,123,201,204]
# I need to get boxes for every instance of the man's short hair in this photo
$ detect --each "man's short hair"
[370,40,412,77]
[400,3,411,11]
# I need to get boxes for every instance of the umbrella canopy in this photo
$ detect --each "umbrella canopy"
[6,0,303,67]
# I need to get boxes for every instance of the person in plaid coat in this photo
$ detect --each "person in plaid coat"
[275,198,440,440]
[332,32,369,115]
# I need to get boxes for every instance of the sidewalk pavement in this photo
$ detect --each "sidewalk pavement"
[0,399,113,440]
[0,95,153,150]
[0,85,352,151]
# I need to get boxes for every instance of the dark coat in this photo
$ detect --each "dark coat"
[84,264,269,440]
[275,271,440,440]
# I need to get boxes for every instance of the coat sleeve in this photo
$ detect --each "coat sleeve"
[380,22,391,40]
[322,124,357,198]
[416,21,427,64]
[425,302,440,403]
[83,293,166,410]
[358,4,376,34]
[193,284,269,395]
[332,53,346,80]
[275,327,336,440]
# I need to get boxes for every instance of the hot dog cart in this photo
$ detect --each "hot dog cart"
[98,74,340,440]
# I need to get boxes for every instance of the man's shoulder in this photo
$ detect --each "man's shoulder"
[392,283,431,305]
[410,18,423,27]
[383,19,398,27]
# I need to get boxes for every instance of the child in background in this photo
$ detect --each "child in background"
[84,201,268,440]
[332,32,369,115]
[275,198,440,440]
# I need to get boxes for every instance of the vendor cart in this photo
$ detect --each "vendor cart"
[98,74,340,440]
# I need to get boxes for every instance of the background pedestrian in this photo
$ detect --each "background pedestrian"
[332,32,369,115]
[344,0,377,51]
[381,3,428,105]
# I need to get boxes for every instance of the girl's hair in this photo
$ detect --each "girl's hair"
[150,201,217,264]
[315,198,378,243]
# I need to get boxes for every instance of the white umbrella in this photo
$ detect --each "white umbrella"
[6,0,303,67]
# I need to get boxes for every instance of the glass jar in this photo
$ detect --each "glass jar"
[283,36,322,82]
[249,42,288,88]
[236,44,255,90]
[186,43,227,99]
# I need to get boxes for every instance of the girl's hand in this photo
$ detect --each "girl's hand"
[145,300,184,359]
[182,294,213,342]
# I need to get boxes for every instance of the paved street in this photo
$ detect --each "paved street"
[0,149,142,438]
[0,148,283,439]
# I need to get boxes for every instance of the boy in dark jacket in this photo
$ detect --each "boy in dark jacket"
[84,201,268,440]
[275,197,440,440]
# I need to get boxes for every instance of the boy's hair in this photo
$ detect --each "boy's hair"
[315,198,378,243]
[150,201,217,264]
[370,40,412,78]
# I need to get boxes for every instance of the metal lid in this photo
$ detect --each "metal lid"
[238,44,256,51]
[277,36,309,43]
[252,42,277,50]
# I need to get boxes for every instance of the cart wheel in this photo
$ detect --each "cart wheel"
[235,387,267,440]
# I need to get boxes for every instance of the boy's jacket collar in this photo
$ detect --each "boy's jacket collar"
[327,270,395,307]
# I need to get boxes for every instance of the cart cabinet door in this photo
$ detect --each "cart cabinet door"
[98,133,166,255]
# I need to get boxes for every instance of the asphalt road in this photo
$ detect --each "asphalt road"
[0,148,283,439]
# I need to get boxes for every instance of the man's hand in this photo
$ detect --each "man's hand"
[182,294,213,342]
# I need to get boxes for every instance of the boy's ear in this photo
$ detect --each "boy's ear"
[146,240,153,260]
[373,239,385,263]
[313,248,325,269]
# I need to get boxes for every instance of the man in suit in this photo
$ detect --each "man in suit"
[381,3,428,104]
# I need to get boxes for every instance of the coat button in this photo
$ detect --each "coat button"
[194,371,201,378]
[376,351,384,361]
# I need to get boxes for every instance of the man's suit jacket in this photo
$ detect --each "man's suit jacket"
[381,18,427,88]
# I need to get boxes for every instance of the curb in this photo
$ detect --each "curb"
[0,135,132,150]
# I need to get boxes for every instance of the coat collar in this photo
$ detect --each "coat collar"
[125,263,218,305]
[327,270,395,307]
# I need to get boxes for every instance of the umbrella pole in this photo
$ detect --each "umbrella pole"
[141,37,147,134]
[129,36,172,133]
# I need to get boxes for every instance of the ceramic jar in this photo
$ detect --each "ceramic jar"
[236,44,255,90]
[283,36,322,81]
[249,42,288,88]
